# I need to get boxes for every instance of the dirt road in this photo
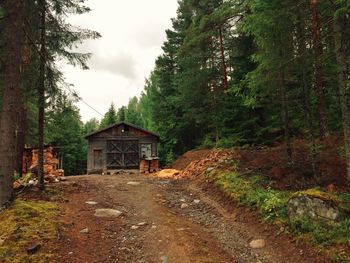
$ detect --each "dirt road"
[55,173,326,263]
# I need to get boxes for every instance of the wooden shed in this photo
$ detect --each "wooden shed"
[85,122,159,174]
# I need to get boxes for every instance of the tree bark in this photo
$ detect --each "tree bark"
[310,0,327,139]
[16,107,27,176]
[0,0,25,207]
[333,13,350,184]
[37,0,46,190]
[296,12,318,177]
[279,47,292,161]
[16,35,32,177]
[218,27,229,90]
[280,68,292,161]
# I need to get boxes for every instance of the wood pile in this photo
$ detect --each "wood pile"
[171,149,211,170]
[15,146,65,189]
[28,147,62,177]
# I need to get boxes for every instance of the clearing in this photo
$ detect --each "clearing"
[51,172,326,263]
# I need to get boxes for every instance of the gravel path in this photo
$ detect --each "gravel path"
[54,173,326,263]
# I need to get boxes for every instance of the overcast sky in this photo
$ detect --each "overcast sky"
[62,0,179,122]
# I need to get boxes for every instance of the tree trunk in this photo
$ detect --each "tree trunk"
[297,12,318,177]
[37,0,46,190]
[333,13,350,184]
[311,0,327,139]
[279,53,292,161]
[218,27,229,90]
[280,78,292,161]
[16,35,32,177]
[16,107,27,176]
[0,0,25,207]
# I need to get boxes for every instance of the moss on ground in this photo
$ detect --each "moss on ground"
[291,188,340,205]
[0,199,59,263]
[215,172,350,262]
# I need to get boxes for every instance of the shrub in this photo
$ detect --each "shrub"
[216,172,289,223]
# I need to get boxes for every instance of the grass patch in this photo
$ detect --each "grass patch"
[44,187,62,201]
[216,172,291,224]
[0,199,59,263]
[215,172,350,262]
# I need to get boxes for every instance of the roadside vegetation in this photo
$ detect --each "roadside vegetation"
[172,147,350,262]
[0,199,59,262]
[212,170,350,262]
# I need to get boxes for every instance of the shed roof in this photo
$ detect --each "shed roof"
[84,121,160,140]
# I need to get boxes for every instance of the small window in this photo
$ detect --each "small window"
[140,144,152,158]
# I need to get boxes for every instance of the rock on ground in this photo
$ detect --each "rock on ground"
[127,182,140,186]
[85,201,98,205]
[94,209,122,218]
[249,239,266,249]
[80,228,89,234]
[288,195,339,221]
[181,203,189,209]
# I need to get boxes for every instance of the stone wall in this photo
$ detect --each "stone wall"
[140,159,159,174]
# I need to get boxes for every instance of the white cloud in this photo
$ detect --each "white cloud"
[90,52,138,80]
[62,0,179,122]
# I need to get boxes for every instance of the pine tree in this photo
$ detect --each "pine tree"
[37,0,47,190]
[332,2,350,184]
[0,0,25,206]
[100,103,118,128]
[83,118,100,134]
[46,93,86,175]
[117,106,126,122]
[125,97,143,126]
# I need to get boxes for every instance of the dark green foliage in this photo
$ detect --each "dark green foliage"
[120,0,350,168]
[24,0,99,176]
[128,0,266,163]
[216,171,350,261]
[216,172,290,223]
[100,103,118,128]
[116,106,126,122]
[125,97,143,127]
[0,0,100,178]
[83,118,100,135]
[46,93,86,175]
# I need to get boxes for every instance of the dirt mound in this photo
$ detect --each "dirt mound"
[170,135,347,191]
[171,149,211,170]
[161,149,235,180]
[180,150,236,178]
[236,136,347,190]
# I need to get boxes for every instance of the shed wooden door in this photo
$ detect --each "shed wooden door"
[93,149,103,169]
[106,140,139,169]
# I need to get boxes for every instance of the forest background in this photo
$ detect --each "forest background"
[1,0,350,181]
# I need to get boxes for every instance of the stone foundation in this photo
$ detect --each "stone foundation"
[140,159,159,174]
